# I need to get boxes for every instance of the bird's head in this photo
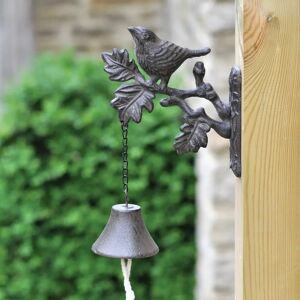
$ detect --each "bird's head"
[128,26,160,47]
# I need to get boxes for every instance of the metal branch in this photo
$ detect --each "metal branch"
[101,27,242,177]
[137,61,231,121]
[160,97,230,138]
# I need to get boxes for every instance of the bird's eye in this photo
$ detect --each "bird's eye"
[143,33,150,40]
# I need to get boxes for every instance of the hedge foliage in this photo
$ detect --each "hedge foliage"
[0,53,196,300]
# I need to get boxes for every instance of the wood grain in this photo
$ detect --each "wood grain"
[237,0,300,299]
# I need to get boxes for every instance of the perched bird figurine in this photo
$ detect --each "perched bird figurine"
[128,26,211,90]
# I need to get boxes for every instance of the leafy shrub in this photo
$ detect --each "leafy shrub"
[0,52,196,300]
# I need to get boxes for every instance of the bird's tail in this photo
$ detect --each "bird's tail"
[188,47,211,58]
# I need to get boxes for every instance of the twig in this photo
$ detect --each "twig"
[160,96,231,138]
[136,61,231,121]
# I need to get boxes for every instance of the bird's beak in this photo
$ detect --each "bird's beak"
[128,26,135,34]
[128,26,141,38]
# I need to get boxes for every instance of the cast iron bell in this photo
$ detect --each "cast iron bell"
[92,204,159,259]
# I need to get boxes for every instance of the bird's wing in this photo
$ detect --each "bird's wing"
[148,41,189,70]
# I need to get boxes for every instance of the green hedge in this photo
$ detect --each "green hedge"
[0,53,196,300]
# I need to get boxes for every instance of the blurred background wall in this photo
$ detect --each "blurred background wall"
[166,1,236,299]
[33,0,164,55]
[0,0,235,299]
[0,0,34,109]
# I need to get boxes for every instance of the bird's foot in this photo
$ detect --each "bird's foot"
[157,81,169,93]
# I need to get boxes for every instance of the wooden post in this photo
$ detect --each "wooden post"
[236,0,300,299]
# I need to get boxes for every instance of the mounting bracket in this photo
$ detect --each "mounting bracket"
[101,26,241,177]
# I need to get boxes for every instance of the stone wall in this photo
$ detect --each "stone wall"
[33,0,164,57]
[165,0,235,299]
[0,0,34,106]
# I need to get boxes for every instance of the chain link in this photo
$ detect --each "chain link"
[121,123,129,207]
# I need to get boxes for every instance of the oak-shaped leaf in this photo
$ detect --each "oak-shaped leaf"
[111,84,155,124]
[174,116,211,154]
[102,48,139,81]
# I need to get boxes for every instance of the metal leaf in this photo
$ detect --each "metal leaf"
[102,48,139,82]
[174,117,211,154]
[111,84,155,124]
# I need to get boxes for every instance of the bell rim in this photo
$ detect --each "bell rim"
[91,245,159,259]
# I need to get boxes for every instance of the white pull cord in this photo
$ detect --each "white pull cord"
[121,259,135,300]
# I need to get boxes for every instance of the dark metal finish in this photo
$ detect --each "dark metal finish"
[127,26,210,90]
[229,67,242,177]
[121,123,129,206]
[92,204,159,259]
[101,26,242,177]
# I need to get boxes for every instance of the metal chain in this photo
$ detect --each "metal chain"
[121,123,129,207]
